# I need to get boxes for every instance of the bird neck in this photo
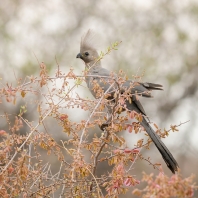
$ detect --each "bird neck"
[85,60,101,70]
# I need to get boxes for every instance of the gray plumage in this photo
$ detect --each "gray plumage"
[76,30,179,174]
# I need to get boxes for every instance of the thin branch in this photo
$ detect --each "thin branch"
[77,82,116,154]
[0,84,76,175]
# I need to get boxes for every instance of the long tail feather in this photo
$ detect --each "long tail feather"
[141,117,179,173]
[143,82,163,90]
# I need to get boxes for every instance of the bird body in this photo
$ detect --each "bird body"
[76,30,179,173]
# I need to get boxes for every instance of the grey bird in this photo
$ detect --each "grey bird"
[76,30,179,174]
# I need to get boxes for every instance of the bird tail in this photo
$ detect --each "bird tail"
[141,117,179,173]
[143,82,163,91]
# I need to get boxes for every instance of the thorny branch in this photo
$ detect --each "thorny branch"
[0,50,193,197]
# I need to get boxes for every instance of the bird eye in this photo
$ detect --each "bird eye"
[85,52,89,56]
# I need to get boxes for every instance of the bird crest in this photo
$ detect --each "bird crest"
[80,29,99,53]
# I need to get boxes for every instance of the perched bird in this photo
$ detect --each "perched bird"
[76,30,179,174]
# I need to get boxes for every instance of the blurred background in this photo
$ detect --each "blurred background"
[0,0,198,197]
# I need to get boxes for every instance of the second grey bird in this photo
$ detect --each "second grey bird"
[76,30,179,174]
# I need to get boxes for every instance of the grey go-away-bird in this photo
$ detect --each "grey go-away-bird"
[76,30,179,174]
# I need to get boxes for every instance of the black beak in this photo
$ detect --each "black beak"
[76,53,83,59]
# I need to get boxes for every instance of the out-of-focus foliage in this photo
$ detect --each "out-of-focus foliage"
[133,170,197,197]
[0,0,198,197]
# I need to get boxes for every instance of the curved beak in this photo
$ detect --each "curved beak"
[76,53,83,59]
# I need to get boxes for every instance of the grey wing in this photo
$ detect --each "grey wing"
[86,69,162,116]
[121,80,163,115]
[122,80,163,97]
[86,67,117,98]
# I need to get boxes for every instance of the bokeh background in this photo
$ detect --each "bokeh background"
[0,0,198,197]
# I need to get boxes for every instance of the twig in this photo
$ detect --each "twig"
[126,147,143,173]
[0,84,76,175]
[77,82,116,154]
[92,129,109,181]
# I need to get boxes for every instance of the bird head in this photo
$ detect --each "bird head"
[76,29,99,65]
